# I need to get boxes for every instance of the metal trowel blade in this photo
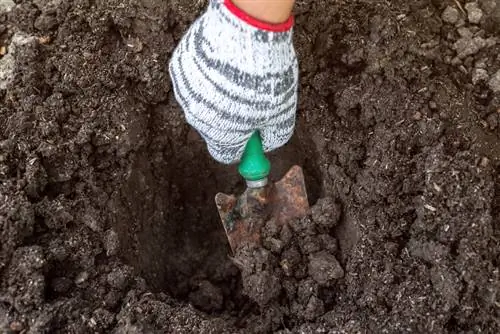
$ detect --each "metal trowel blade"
[215,165,310,253]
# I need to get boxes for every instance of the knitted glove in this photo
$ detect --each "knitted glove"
[168,0,298,164]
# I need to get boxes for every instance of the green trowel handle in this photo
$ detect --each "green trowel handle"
[238,132,271,182]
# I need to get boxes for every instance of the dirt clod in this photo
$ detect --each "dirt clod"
[442,6,460,24]
[488,69,500,92]
[0,0,14,14]
[308,251,344,285]
[453,36,487,58]
[311,197,341,230]
[465,2,484,24]
[107,266,132,290]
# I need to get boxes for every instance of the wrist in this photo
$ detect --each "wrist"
[224,0,294,32]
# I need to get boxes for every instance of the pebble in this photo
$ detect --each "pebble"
[442,6,460,24]
[472,68,489,84]
[465,2,483,24]
[488,69,500,93]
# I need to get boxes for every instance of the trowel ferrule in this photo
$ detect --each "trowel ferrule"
[246,177,268,189]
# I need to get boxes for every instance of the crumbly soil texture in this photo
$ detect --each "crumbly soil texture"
[1,0,500,333]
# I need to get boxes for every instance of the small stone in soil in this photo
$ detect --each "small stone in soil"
[442,6,460,24]
[465,2,484,24]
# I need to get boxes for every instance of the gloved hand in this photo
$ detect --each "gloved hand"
[168,0,298,164]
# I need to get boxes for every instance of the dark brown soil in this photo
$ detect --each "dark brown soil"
[1,0,499,333]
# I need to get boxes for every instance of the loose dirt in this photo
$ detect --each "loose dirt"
[1,0,499,333]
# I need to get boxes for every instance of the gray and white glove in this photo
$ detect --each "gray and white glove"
[168,0,298,164]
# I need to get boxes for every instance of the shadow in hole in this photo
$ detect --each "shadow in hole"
[111,114,323,304]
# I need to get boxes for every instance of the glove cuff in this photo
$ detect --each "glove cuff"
[222,0,294,32]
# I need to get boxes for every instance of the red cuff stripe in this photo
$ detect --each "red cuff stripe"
[223,0,294,32]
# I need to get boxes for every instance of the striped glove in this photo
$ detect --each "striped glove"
[168,0,298,164]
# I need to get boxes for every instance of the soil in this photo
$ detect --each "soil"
[1,0,499,333]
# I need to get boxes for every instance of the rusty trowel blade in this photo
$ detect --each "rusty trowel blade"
[215,165,310,253]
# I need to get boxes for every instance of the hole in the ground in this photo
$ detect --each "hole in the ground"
[109,106,323,313]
